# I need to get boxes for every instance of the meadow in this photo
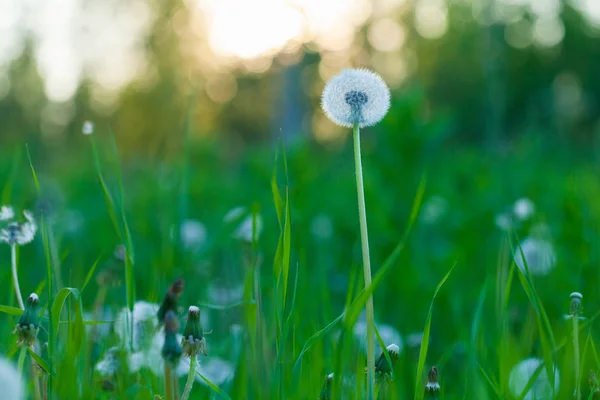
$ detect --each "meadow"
[1,77,599,400]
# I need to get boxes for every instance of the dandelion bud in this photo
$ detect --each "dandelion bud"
[375,343,400,378]
[182,306,207,357]
[321,68,391,128]
[425,366,440,392]
[570,292,583,315]
[157,279,184,323]
[13,293,40,347]
[161,311,182,366]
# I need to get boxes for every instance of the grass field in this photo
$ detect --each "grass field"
[1,88,600,400]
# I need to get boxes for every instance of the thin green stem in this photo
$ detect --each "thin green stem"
[181,355,197,400]
[165,364,174,400]
[11,244,24,310]
[17,346,27,378]
[573,314,581,400]
[352,123,375,400]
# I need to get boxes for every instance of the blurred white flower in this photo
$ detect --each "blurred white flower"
[0,210,37,246]
[495,212,513,231]
[179,219,207,249]
[514,198,535,220]
[310,213,333,240]
[0,205,14,221]
[224,207,263,242]
[0,356,25,400]
[95,347,120,377]
[196,357,236,387]
[353,318,403,356]
[114,301,159,351]
[128,330,189,377]
[322,68,391,128]
[82,121,94,135]
[514,237,557,276]
[420,196,448,224]
[509,358,559,400]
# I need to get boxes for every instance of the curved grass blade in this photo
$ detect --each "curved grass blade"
[195,370,232,399]
[414,265,455,400]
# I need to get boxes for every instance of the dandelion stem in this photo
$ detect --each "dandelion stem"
[573,313,581,400]
[181,355,196,400]
[17,346,27,379]
[165,364,174,400]
[11,244,24,310]
[352,123,375,400]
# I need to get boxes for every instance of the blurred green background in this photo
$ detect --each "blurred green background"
[2,0,600,398]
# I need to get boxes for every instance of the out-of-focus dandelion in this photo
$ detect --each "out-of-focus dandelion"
[224,207,263,242]
[95,347,121,377]
[1,210,37,309]
[514,198,535,220]
[114,301,159,352]
[0,205,14,221]
[508,358,560,400]
[514,237,557,276]
[322,67,391,400]
[82,121,94,135]
[179,219,207,250]
[0,355,25,400]
[420,196,448,224]
[495,211,513,231]
[195,357,235,387]
[310,213,334,241]
[321,68,391,128]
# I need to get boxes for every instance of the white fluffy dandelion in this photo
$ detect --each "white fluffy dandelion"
[0,206,14,221]
[114,301,159,351]
[514,237,557,276]
[353,318,404,356]
[509,358,559,400]
[513,198,535,220]
[179,219,207,249]
[0,210,37,246]
[224,207,263,242]
[321,68,391,128]
[82,121,94,135]
[0,356,25,400]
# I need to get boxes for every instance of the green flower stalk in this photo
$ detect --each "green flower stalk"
[1,209,37,310]
[322,68,391,400]
[181,306,208,400]
[162,311,182,400]
[571,292,583,400]
[13,293,40,348]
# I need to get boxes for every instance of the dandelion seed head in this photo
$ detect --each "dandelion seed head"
[514,237,557,276]
[224,207,263,242]
[179,219,207,249]
[82,121,94,135]
[114,301,159,351]
[0,206,14,221]
[514,198,535,220]
[321,68,391,128]
[509,358,560,400]
[0,356,25,400]
[195,357,236,386]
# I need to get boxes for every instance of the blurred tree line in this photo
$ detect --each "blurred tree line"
[0,0,599,156]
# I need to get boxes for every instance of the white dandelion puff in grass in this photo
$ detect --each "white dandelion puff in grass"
[514,237,557,276]
[321,68,391,128]
[224,207,263,242]
[0,210,37,246]
[82,121,94,135]
[509,357,559,400]
[514,198,535,220]
[0,206,14,221]
[0,356,25,400]
[114,301,159,352]
[353,318,403,356]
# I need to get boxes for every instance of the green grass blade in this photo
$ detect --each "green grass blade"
[0,305,23,316]
[414,265,455,400]
[195,370,232,399]
[81,256,102,293]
